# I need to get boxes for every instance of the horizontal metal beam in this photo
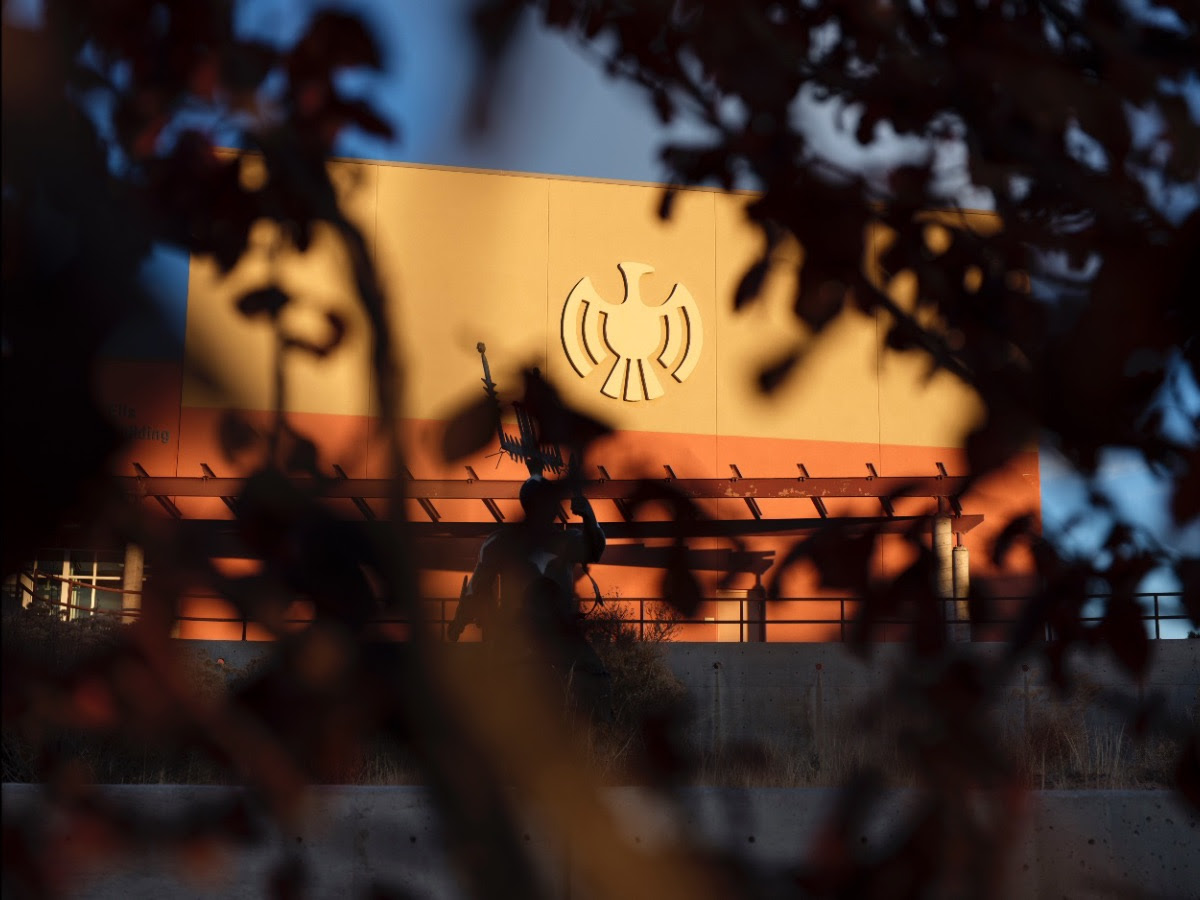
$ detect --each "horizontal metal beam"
[121,475,971,502]
[165,513,982,551]
[367,542,778,575]
[397,515,983,540]
[46,512,983,572]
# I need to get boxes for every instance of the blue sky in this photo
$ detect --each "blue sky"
[233,0,710,179]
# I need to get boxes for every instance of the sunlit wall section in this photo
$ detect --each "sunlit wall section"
[371,163,549,487]
[178,160,378,520]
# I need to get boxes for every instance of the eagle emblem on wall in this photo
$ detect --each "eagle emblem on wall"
[560,262,704,402]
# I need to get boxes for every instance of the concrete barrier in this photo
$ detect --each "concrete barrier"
[661,641,1200,748]
[4,785,1197,899]
[184,638,1199,752]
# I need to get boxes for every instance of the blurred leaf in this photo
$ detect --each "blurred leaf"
[283,433,319,476]
[1099,594,1151,679]
[793,271,847,332]
[236,286,290,319]
[1103,522,1136,555]
[1177,734,1200,813]
[657,186,677,220]
[660,544,702,616]
[221,40,279,94]
[964,402,1034,480]
[466,0,526,134]
[734,257,770,310]
[852,551,932,649]
[147,131,257,270]
[1178,557,1200,628]
[284,311,347,358]
[651,87,674,124]
[268,854,307,900]
[991,512,1036,568]
[1171,448,1200,525]
[219,412,261,462]
[323,312,348,350]
[326,96,395,140]
[368,882,422,900]
[441,394,500,462]
[757,346,802,394]
[810,529,877,594]
[520,368,611,449]
[888,162,935,208]
[290,11,383,75]
[912,590,947,658]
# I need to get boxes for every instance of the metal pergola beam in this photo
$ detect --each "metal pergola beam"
[396,515,983,540]
[121,475,972,502]
[119,516,978,569]
[148,530,779,573]
[155,513,981,547]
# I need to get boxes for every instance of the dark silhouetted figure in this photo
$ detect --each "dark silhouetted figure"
[449,475,610,719]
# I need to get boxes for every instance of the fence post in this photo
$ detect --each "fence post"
[1154,594,1161,640]
[640,598,645,641]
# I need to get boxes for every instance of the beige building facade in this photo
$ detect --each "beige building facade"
[95,158,1040,641]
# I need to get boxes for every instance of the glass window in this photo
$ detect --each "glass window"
[95,587,123,614]
[70,585,96,613]
[21,549,127,620]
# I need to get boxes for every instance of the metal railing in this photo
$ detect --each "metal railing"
[11,570,1191,643]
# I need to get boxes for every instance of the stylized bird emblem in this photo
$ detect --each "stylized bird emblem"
[560,262,704,401]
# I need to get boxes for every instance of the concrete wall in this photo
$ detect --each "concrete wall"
[4,785,1197,899]
[663,640,1200,748]
[185,638,1200,748]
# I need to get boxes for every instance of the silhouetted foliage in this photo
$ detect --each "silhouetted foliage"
[3,1,1199,898]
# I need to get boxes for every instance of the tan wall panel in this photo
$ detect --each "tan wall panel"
[871,222,987,453]
[714,193,882,446]
[545,179,717,471]
[373,166,549,422]
[183,161,377,416]
[183,160,1008,468]
[177,406,370,477]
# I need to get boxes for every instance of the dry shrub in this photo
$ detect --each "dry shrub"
[6,599,1190,791]
[327,735,423,786]
[692,677,1196,791]
[0,595,688,786]
[693,697,916,789]
[2,601,244,784]
[2,599,124,673]
[1008,680,1197,790]
[576,601,687,781]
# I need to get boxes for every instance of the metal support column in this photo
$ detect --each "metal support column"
[933,515,954,636]
[122,543,144,624]
[952,544,970,642]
